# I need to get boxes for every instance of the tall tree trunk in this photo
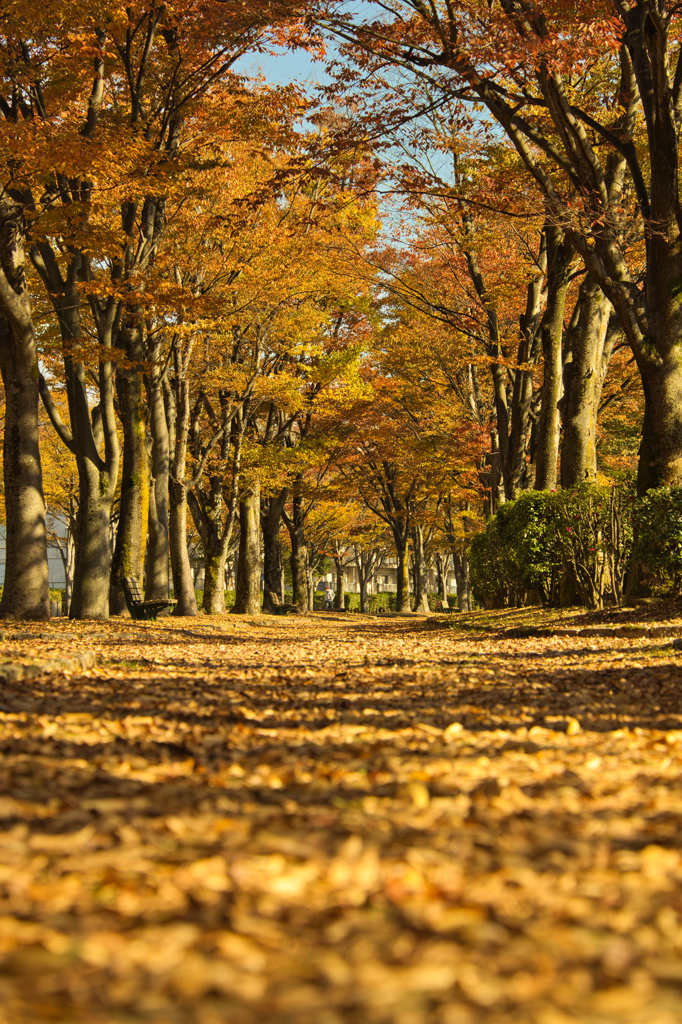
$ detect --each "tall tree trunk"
[283,480,308,614]
[354,546,380,615]
[261,488,287,613]
[307,564,316,613]
[333,555,346,610]
[535,228,572,491]
[561,276,612,487]
[201,531,229,615]
[233,479,261,615]
[411,525,430,613]
[169,476,197,615]
[289,524,308,613]
[31,249,120,620]
[636,352,682,494]
[435,552,450,608]
[145,351,170,601]
[358,571,369,613]
[0,205,49,620]
[453,552,471,612]
[166,340,198,616]
[395,538,410,612]
[110,316,149,613]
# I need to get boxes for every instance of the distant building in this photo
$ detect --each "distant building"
[0,519,68,590]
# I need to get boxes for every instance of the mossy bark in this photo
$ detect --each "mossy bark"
[203,546,227,615]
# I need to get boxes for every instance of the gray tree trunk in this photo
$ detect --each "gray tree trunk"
[535,228,572,490]
[233,479,261,615]
[261,488,287,613]
[411,525,430,613]
[166,340,198,616]
[333,555,346,610]
[0,205,49,620]
[283,482,309,614]
[561,276,613,488]
[145,350,170,601]
[435,552,450,608]
[110,315,149,613]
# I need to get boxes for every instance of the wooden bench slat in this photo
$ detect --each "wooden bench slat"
[122,577,177,621]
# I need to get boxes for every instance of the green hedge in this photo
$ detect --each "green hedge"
[470,483,635,609]
[633,486,682,595]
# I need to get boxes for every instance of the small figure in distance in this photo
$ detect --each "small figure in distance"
[324,585,334,611]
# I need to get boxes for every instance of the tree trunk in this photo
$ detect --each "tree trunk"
[284,482,309,614]
[30,250,119,620]
[561,276,612,488]
[395,539,410,612]
[307,565,316,612]
[261,488,287,613]
[411,525,430,613]
[288,525,308,614]
[0,315,50,620]
[636,352,682,494]
[453,553,471,612]
[145,358,170,601]
[69,466,113,619]
[0,206,49,620]
[435,552,450,608]
[358,572,368,613]
[110,316,149,613]
[333,555,345,610]
[233,479,261,615]
[535,228,572,490]
[166,341,198,616]
[203,541,227,614]
[169,477,197,615]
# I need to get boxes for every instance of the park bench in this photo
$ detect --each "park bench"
[434,600,457,613]
[122,576,177,621]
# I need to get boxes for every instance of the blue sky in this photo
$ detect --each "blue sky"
[236,46,328,88]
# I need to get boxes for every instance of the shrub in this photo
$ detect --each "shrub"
[469,483,635,610]
[554,484,634,608]
[496,491,562,605]
[367,592,395,613]
[469,522,508,607]
[634,486,682,595]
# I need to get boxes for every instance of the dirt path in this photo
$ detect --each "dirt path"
[0,613,681,1023]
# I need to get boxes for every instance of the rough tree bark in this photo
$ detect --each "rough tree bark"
[411,524,431,613]
[166,337,198,616]
[233,478,261,615]
[261,488,287,613]
[145,336,170,602]
[0,204,49,620]
[283,477,309,614]
[110,313,150,614]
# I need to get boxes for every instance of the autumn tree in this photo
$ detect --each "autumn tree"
[323,1,682,495]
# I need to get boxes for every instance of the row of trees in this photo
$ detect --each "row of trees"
[1,2,679,619]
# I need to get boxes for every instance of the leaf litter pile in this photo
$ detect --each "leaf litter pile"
[1,612,682,1024]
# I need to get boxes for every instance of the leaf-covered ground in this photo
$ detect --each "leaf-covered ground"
[1,610,682,1024]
